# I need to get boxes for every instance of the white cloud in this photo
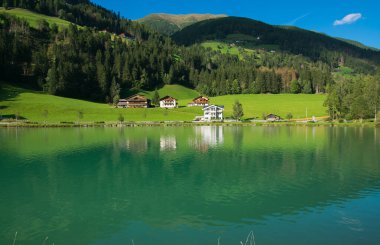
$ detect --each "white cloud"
[334,13,362,26]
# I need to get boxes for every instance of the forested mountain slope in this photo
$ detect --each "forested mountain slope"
[172,17,380,69]
[138,13,226,35]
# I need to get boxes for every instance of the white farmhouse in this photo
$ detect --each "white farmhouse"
[202,105,224,121]
[159,96,177,109]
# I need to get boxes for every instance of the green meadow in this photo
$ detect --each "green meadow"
[0,7,72,29]
[201,41,255,59]
[212,93,327,119]
[140,84,200,102]
[201,40,279,60]
[0,83,327,123]
[0,84,201,122]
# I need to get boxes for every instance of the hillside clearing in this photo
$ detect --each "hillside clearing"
[201,41,255,59]
[0,7,72,29]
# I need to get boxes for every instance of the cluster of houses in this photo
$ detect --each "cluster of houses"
[116,94,225,122]
[116,94,283,122]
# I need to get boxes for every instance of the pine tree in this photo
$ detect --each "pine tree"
[290,80,301,94]
[110,77,120,105]
[233,100,244,120]
[152,88,160,106]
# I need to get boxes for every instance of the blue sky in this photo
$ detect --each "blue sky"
[91,0,380,49]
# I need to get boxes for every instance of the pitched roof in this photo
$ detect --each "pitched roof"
[125,94,149,102]
[160,96,177,101]
[193,96,209,100]
[202,105,224,110]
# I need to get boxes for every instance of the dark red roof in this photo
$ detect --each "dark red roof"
[160,96,177,101]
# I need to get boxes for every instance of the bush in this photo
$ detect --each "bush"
[286,112,293,120]
[118,114,124,123]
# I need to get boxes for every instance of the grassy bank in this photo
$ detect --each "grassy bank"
[1,83,327,123]
[1,120,378,128]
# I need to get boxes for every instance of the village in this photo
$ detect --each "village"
[116,94,283,122]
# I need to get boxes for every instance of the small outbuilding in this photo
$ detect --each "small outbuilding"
[266,114,281,122]
[159,96,177,109]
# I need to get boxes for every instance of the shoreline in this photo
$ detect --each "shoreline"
[0,121,378,128]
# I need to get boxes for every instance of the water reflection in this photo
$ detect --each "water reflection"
[160,136,177,151]
[0,127,379,245]
[189,126,224,152]
[125,137,148,153]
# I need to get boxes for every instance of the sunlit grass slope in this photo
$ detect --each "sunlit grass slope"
[0,7,72,29]
[201,41,255,59]
[0,84,327,122]
[211,94,327,119]
[139,84,200,103]
[0,84,201,122]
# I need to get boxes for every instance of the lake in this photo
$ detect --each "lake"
[0,126,379,245]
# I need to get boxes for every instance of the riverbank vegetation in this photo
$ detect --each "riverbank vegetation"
[325,70,380,120]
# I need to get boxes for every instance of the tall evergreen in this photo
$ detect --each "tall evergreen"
[232,100,244,120]
[152,89,160,105]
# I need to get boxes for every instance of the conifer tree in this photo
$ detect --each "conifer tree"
[152,88,160,105]
[233,100,244,120]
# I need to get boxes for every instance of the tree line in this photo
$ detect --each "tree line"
[324,71,380,120]
[0,13,337,102]
[0,0,150,39]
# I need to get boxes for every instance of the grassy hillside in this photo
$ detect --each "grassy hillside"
[138,13,227,35]
[0,7,73,29]
[0,84,201,122]
[0,84,327,122]
[212,94,326,119]
[138,84,200,101]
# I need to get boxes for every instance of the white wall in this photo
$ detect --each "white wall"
[160,100,177,108]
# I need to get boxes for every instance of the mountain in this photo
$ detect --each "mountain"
[279,26,379,51]
[172,17,380,66]
[138,13,227,35]
[335,37,379,51]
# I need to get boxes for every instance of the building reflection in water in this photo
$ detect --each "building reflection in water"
[123,137,148,153]
[189,126,224,152]
[160,136,177,151]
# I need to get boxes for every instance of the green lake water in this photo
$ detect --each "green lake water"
[0,126,380,245]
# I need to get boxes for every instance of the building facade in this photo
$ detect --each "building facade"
[159,96,177,109]
[117,95,150,108]
[202,105,224,121]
